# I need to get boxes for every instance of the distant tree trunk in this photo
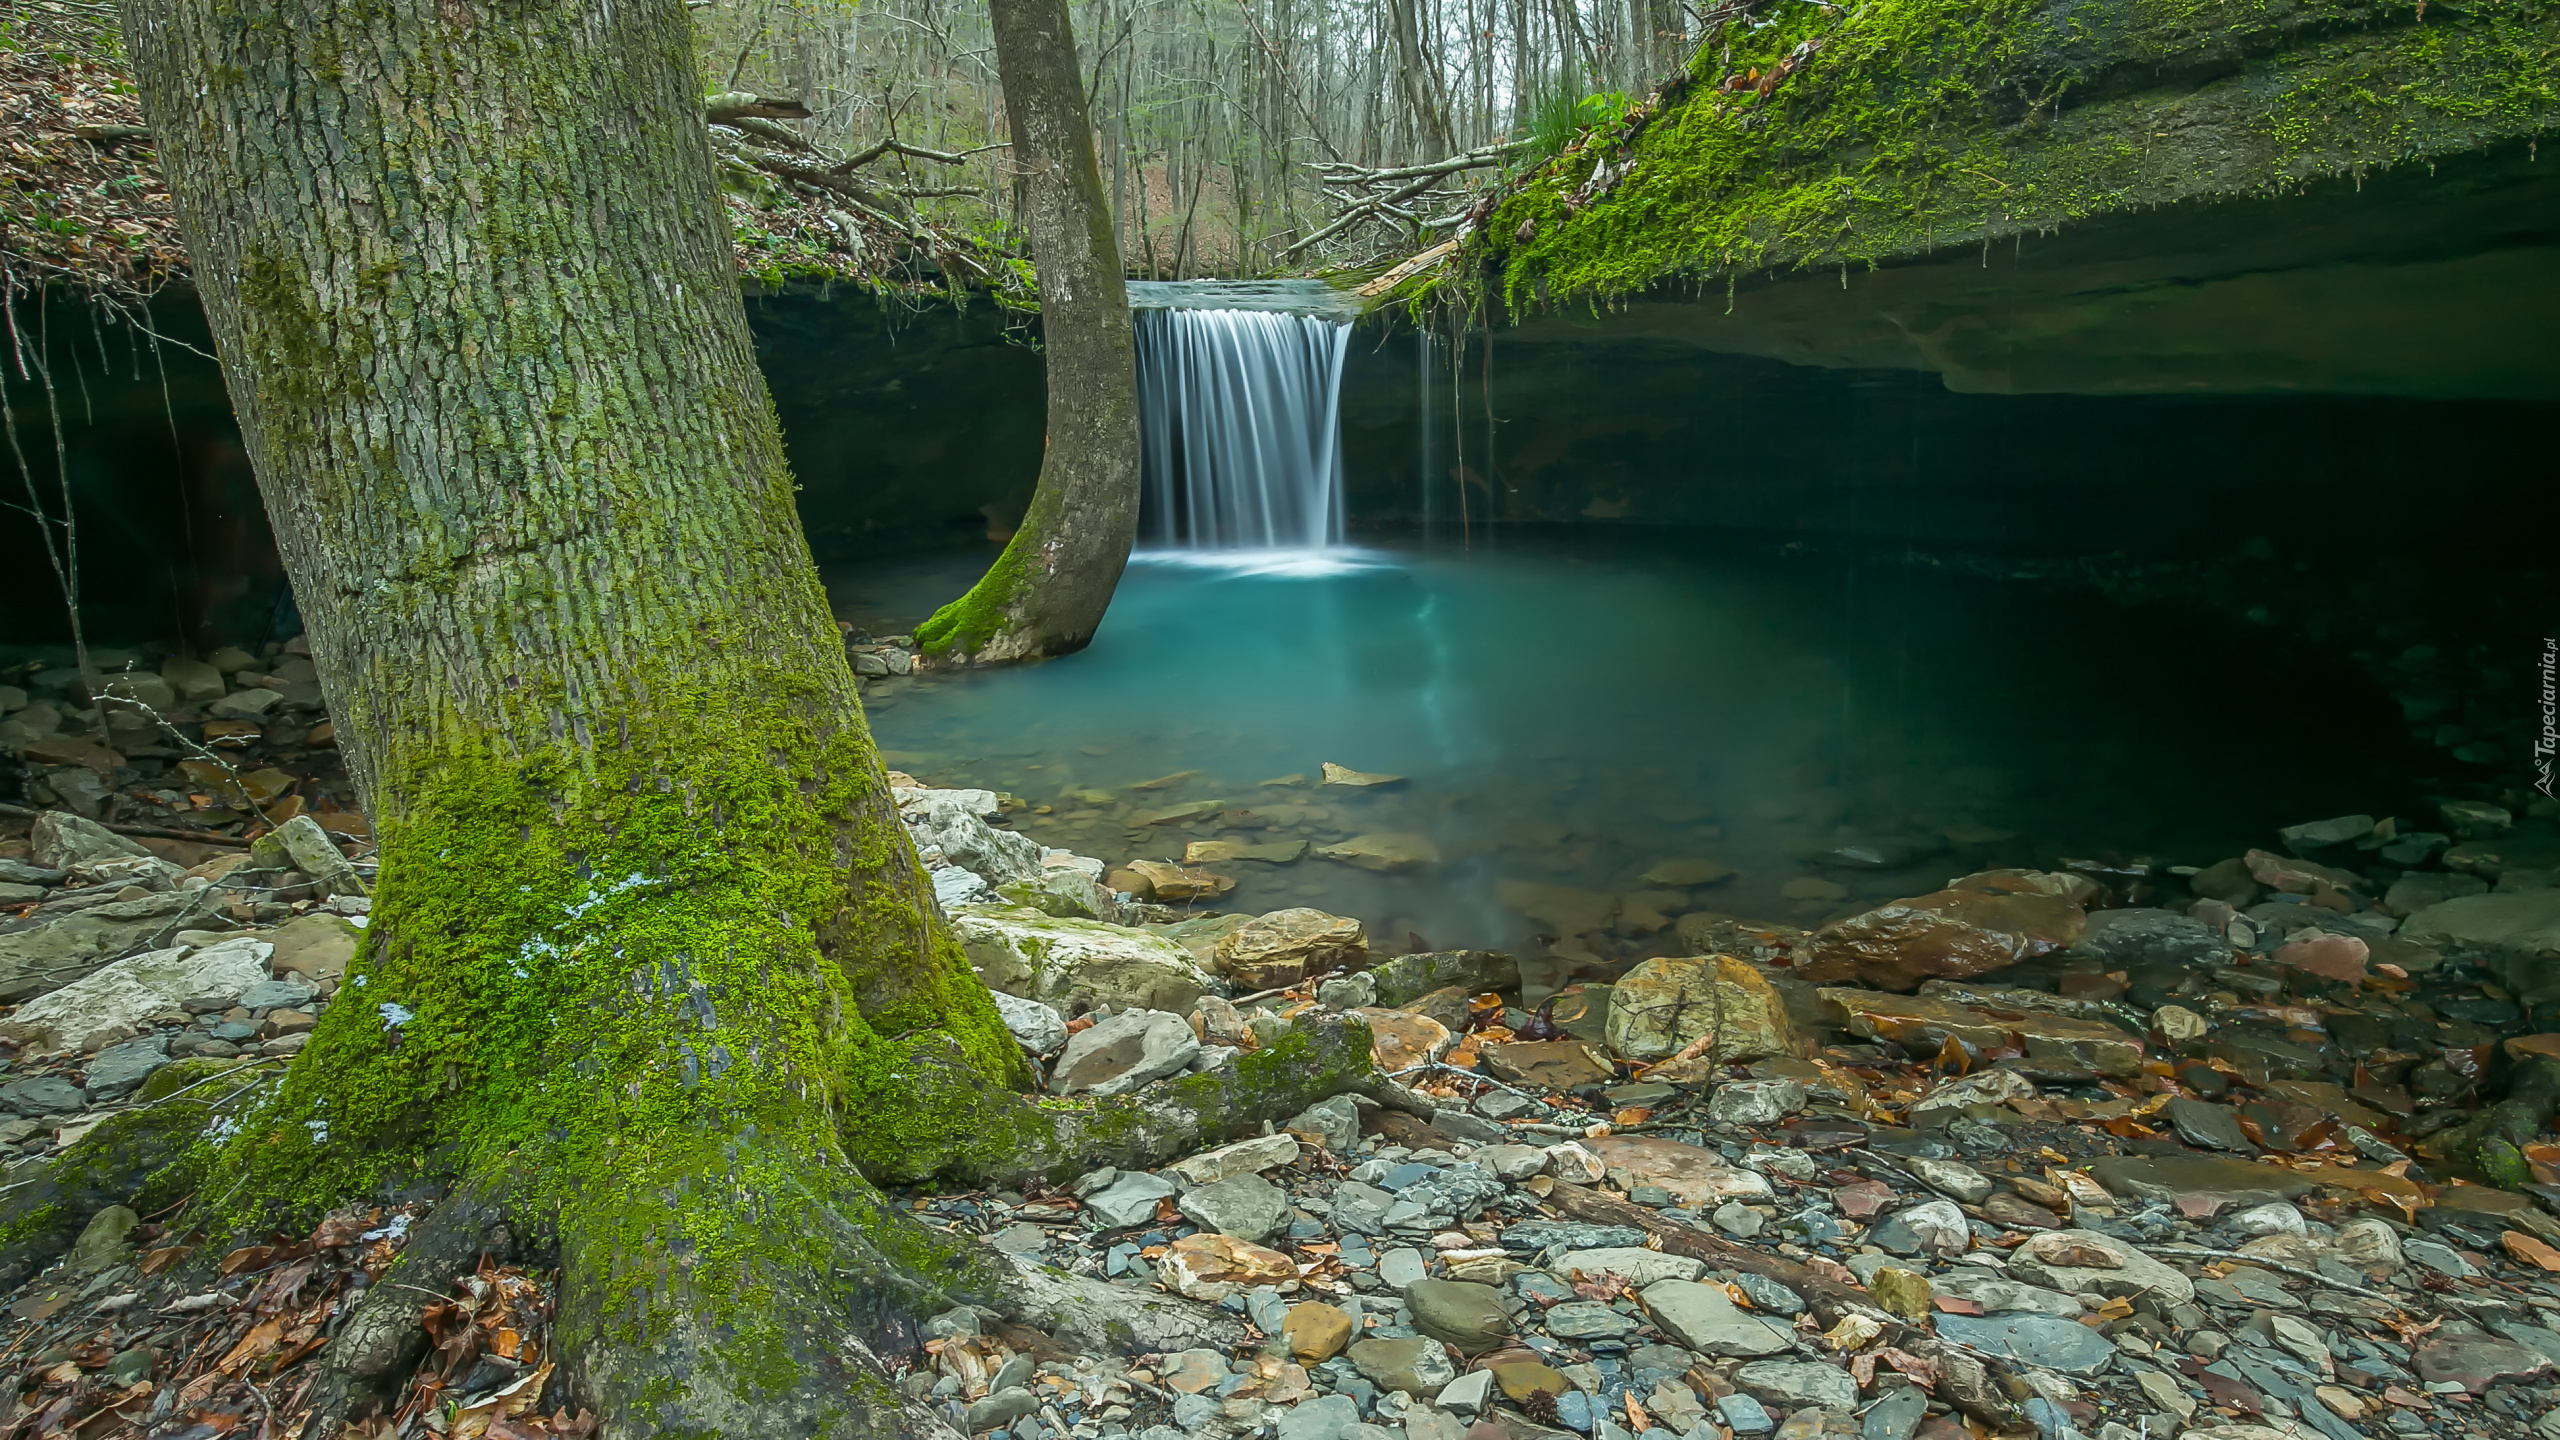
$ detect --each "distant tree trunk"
[92,0,1367,1431]
[1387,0,1457,156]
[916,0,1140,663]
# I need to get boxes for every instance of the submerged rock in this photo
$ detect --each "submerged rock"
[1368,949,1518,1007]
[1818,988,2145,1076]
[1796,875,2086,990]
[1314,833,1439,871]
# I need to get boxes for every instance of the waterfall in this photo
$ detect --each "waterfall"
[1131,293,1354,551]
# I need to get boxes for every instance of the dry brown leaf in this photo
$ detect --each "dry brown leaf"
[2503,1231,2560,1271]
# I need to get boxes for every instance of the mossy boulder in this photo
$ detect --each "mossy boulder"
[949,904,1218,1014]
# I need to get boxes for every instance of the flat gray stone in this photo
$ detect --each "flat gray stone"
[1863,1384,1929,1440]
[82,1035,168,1101]
[1732,1360,1859,1410]
[1276,1392,1363,1440]
[1934,1312,2118,1376]
[1345,1337,1455,1397]
[1640,1279,1794,1356]
[1082,1171,1177,1228]
[1929,1271,2086,1318]
[1175,1172,1291,1244]
[1904,1157,1992,1204]
[1542,1301,1638,1340]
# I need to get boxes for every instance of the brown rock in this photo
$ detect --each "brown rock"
[1282,1301,1353,1364]
[1214,908,1366,988]
[1479,1038,1612,1090]
[1354,1007,1453,1073]
[1604,954,1796,1062]
[1817,988,2143,1076]
[1126,859,1235,902]
[1797,883,2085,991]
[2246,848,2364,896]
[1670,913,1808,965]
[2008,1176,2070,1210]
[1404,985,1476,1034]
[1157,1233,1297,1300]
[1983,1191,2062,1229]
[1183,839,1308,865]
[1585,1136,1774,1207]
[1494,879,1618,935]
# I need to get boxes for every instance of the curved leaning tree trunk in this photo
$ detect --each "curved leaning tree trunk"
[914,0,1141,664]
[96,0,1371,1434]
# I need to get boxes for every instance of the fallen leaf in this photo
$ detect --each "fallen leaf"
[2503,1231,2560,1271]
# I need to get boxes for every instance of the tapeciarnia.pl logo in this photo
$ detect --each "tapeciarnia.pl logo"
[2538,637,2557,799]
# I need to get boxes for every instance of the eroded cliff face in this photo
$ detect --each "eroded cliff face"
[1461,0,2559,397]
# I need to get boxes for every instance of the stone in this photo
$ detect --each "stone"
[2281,815,2376,851]
[2414,1335,2552,1392]
[1492,1360,1572,1404]
[1927,1272,2084,1317]
[249,815,364,899]
[1284,1302,1354,1363]
[1276,1394,1361,1440]
[964,1387,1039,1430]
[1436,1368,1494,1416]
[1869,1268,1931,1322]
[265,914,359,989]
[1157,1233,1297,1300]
[1495,879,1620,935]
[2008,1229,2195,1305]
[1284,1094,1363,1152]
[1169,1133,1300,1189]
[1543,1301,1638,1340]
[83,1036,169,1100]
[1314,973,1378,1010]
[2090,1154,2316,1209]
[1731,1360,1859,1410]
[30,812,154,871]
[1819,989,2144,1076]
[2167,1098,2255,1151]
[1712,1202,1765,1237]
[1863,1385,1928,1440]
[1640,1279,1795,1356]
[1405,1279,1511,1354]
[1932,1312,2117,1376]
[1719,1394,1776,1435]
[1083,1170,1177,1227]
[1796,880,2087,990]
[1049,1008,1200,1096]
[2404,889,2560,969]
[1733,1272,1804,1315]
[2153,1004,2208,1043]
[995,868,1118,922]
[1707,1079,1808,1125]
[2229,1202,2306,1237]
[1355,1007,1454,1073]
[1316,833,1440,871]
[2332,1218,2403,1272]
[2135,1370,2197,1420]
[992,991,1068,1054]
[1478,1038,1612,1090]
[1550,1247,1703,1288]
[1871,1199,1969,1256]
[64,1204,137,1275]
[1178,1173,1292,1243]
[1475,1144,1547,1181]
[1369,950,1520,1007]
[1587,1137,1773,1207]
[240,978,316,1012]
[1184,838,1308,866]
[1904,1067,2039,1124]
[209,687,283,719]
[1605,955,1797,1062]
[1214,908,1368,989]
[1905,1157,1993,1203]
[0,1076,85,1116]
[1161,1349,1231,1393]
[953,905,1218,1013]
[2245,849,2364,897]
[1539,1143,1607,1184]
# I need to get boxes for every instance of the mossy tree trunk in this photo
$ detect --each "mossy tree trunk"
[105,0,1366,1433]
[915,0,1141,664]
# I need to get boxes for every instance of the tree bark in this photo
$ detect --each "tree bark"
[97,0,1365,1433]
[915,0,1140,664]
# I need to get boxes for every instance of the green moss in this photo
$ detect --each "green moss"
[915,522,1036,660]
[1470,0,2559,313]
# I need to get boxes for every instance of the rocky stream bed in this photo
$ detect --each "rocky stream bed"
[2,640,2559,1440]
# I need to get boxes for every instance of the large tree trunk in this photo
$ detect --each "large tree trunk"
[915,0,1141,664]
[104,0,1366,1433]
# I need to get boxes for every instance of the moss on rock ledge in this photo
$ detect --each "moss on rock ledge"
[1477,0,2559,315]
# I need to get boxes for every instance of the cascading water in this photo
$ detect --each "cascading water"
[1128,281,1356,552]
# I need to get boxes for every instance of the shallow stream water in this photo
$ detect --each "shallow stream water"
[828,529,2422,956]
